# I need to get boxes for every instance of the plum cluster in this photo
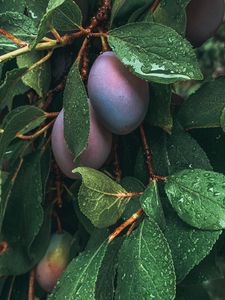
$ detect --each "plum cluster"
[51,52,149,179]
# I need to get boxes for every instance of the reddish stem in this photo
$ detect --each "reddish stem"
[0,28,27,47]
[150,0,161,13]
[28,269,35,300]
[139,124,155,180]
[108,208,144,242]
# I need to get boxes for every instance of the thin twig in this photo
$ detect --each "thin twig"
[16,120,55,140]
[150,0,161,13]
[139,124,155,180]
[28,269,35,300]
[0,28,27,47]
[108,208,144,242]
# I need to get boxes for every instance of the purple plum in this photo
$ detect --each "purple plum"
[87,51,150,135]
[51,105,112,179]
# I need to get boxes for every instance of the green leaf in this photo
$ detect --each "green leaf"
[153,0,191,35]
[178,77,225,130]
[135,124,212,182]
[115,218,176,300]
[35,0,82,45]
[17,51,51,97]
[75,167,131,228]
[0,0,26,13]
[25,0,49,25]
[0,12,37,51]
[121,176,145,220]
[140,180,166,230]
[96,238,123,300]
[0,204,52,276]
[0,106,45,164]
[165,169,225,230]
[164,211,222,282]
[164,122,213,175]
[69,182,95,234]
[0,150,52,276]
[146,83,173,133]
[48,239,108,300]
[63,61,89,160]
[2,152,43,250]
[0,68,28,110]
[108,22,203,84]
[220,108,225,133]
[110,0,154,26]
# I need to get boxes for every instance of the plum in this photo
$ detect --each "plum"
[35,232,73,292]
[51,105,112,179]
[186,0,225,47]
[87,51,149,135]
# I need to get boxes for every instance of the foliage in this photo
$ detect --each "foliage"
[0,0,225,299]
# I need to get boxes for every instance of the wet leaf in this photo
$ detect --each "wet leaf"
[164,211,222,282]
[35,0,82,45]
[0,12,37,51]
[108,22,203,84]
[140,180,166,230]
[48,239,108,300]
[63,61,89,160]
[75,167,131,228]
[165,169,225,230]
[0,0,26,13]
[115,218,176,300]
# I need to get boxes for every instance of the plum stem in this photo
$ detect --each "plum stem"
[28,269,35,300]
[108,208,144,242]
[53,210,63,233]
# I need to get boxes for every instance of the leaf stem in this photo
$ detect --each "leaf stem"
[0,28,27,47]
[108,208,144,242]
[16,120,55,140]
[28,50,53,73]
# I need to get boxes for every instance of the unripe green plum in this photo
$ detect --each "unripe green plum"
[87,52,149,135]
[186,0,225,47]
[51,106,112,179]
[35,232,72,292]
